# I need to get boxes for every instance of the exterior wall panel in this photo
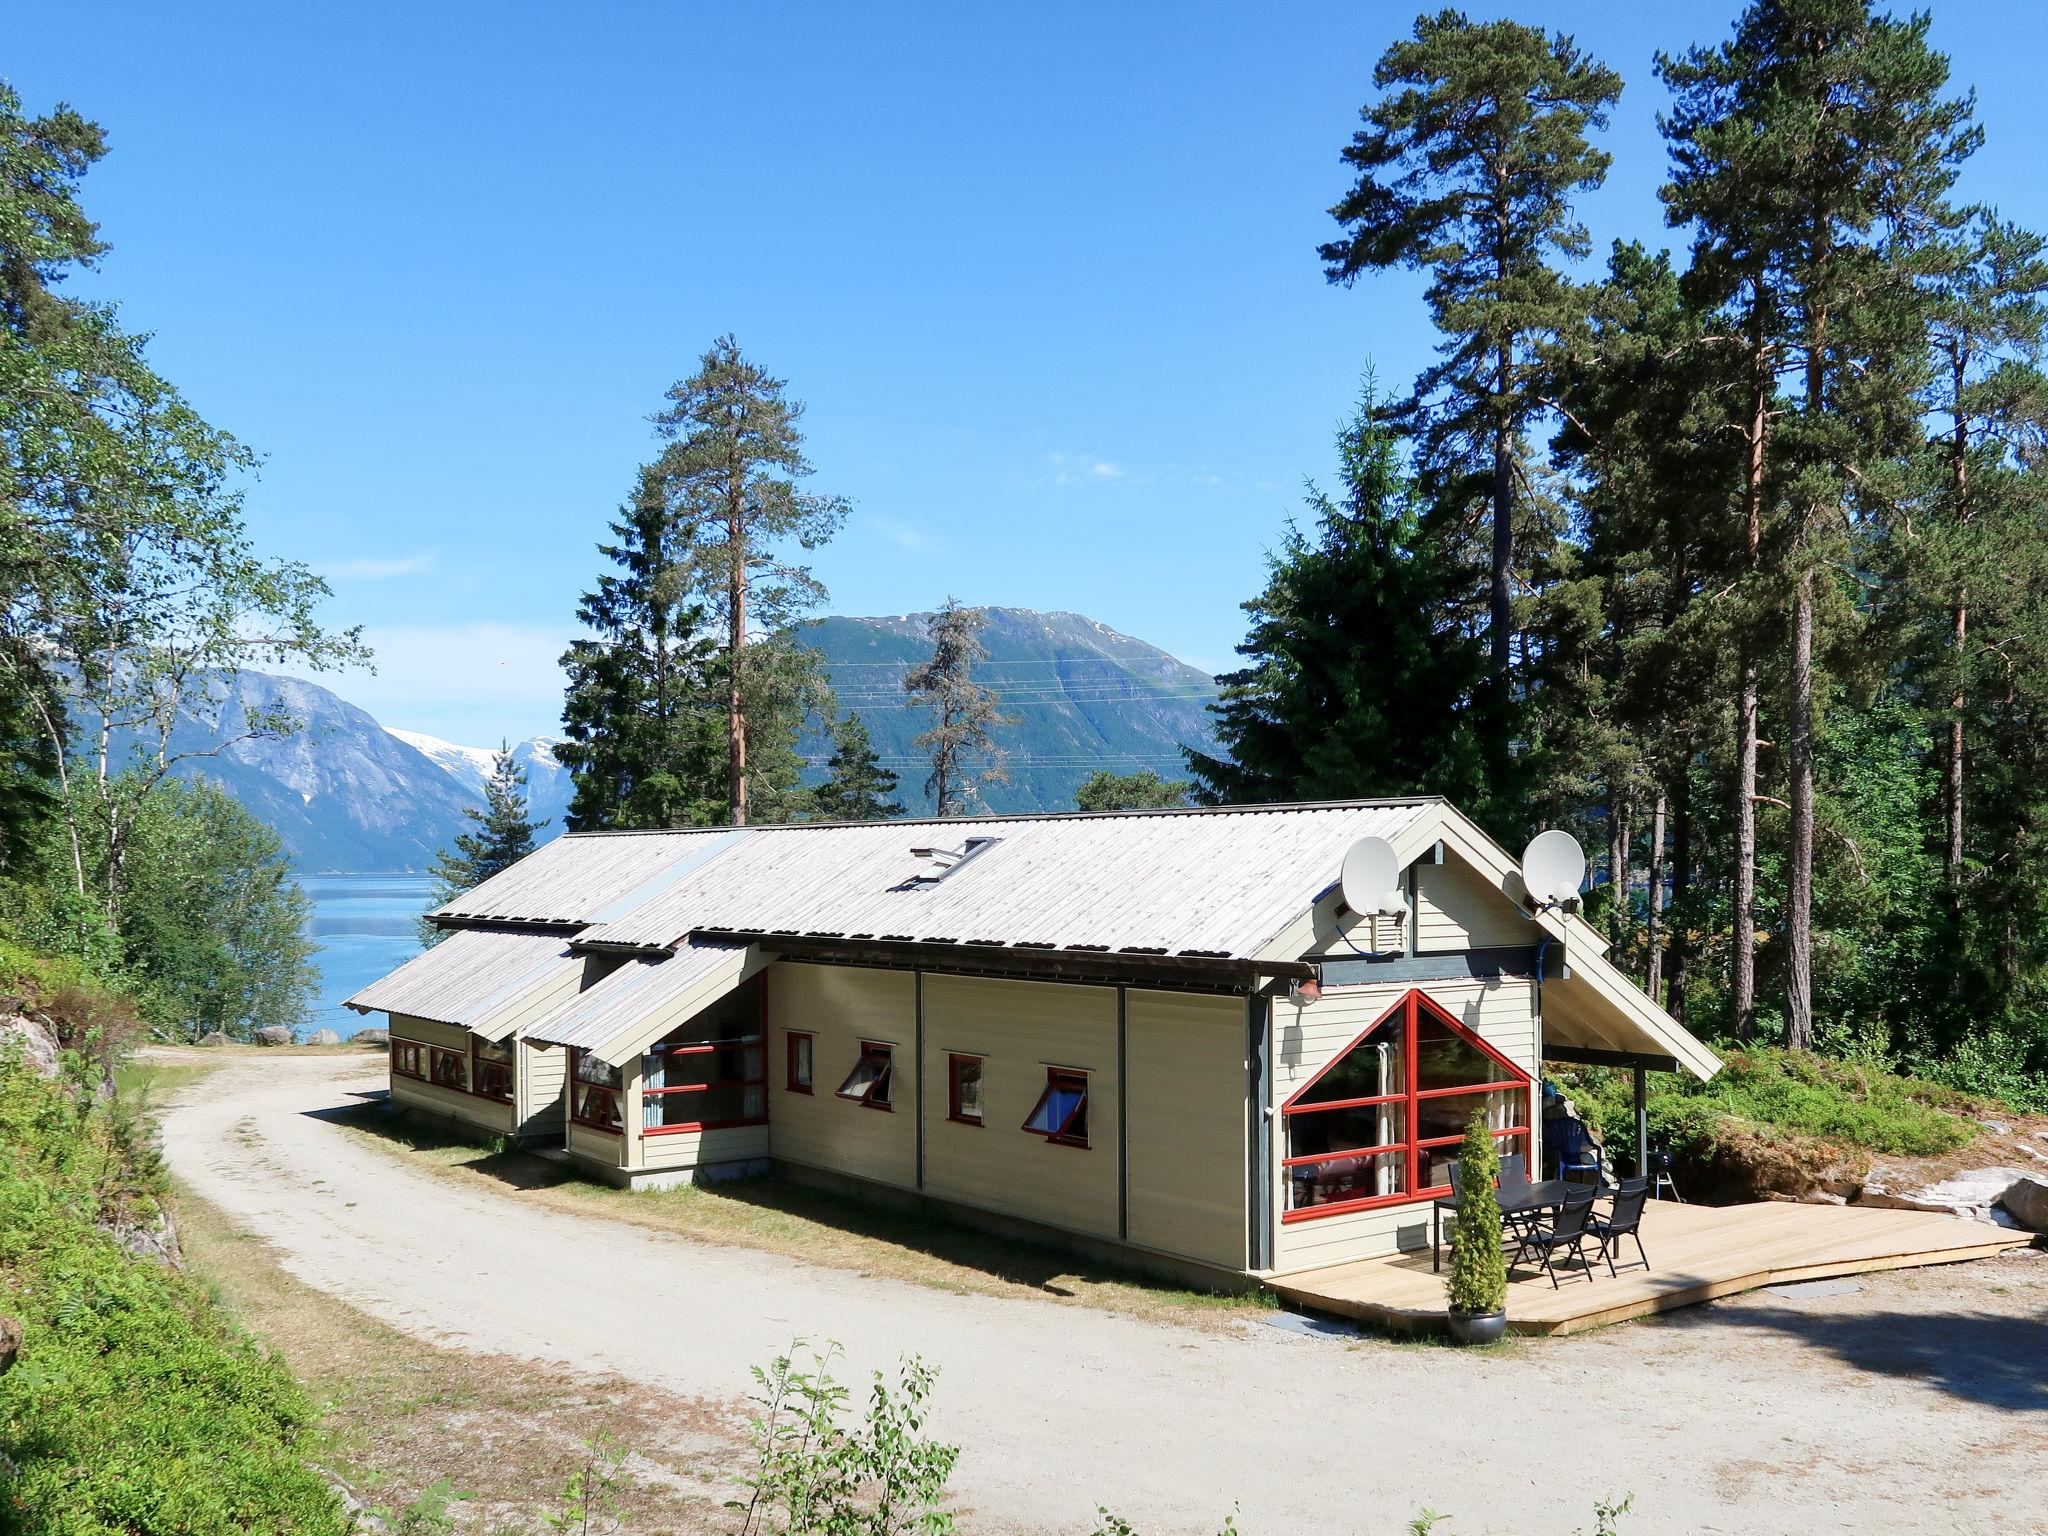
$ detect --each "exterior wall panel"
[386,1014,517,1136]
[766,962,918,1190]
[1123,990,1248,1270]
[919,974,1120,1241]
[1413,860,1530,952]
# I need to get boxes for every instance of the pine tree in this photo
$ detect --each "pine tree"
[423,744,546,943]
[1189,386,1496,823]
[904,600,1010,818]
[1321,11,1621,699]
[648,337,849,826]
[557,472,722,830]
[1073,770,1191,813]
[1659,0,1980,1048]
[812,713,904,823]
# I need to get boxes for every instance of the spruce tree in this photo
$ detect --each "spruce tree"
[812,714,904,823]
[558,472,722,830]
[423,744,547,944]
[1189,386,1495,823]
[1659,0,1980,1047]
[648,337,848,826]
[904,601,1010,818]
[1321,11,1621,697]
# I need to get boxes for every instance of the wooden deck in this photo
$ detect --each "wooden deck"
[1266,1198,2025,1336]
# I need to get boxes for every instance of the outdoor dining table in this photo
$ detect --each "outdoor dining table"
[1432,1178,1584,1272]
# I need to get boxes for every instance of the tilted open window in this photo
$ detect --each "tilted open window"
[836,1041,894,1110]
[472,1037,515,1103]
[1022,1067,1088,1148]
[1281,989,1530,1222]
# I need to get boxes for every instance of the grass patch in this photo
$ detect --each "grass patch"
[1556,1047,1987,1199]
[329,1100,1275,1332]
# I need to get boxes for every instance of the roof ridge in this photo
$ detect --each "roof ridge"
[556,795,1449,838]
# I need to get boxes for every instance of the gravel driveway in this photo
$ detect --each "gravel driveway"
[159,1051,2048,1536]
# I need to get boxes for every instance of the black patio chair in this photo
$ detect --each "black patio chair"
[1519,1185,1599,1288]
[1589,1177,1652,1278]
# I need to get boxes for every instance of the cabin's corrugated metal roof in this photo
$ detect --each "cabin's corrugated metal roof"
[570,801,1435,959]
[431,828,737,926]
[342,928,581,1030]
[525,938,758,1058]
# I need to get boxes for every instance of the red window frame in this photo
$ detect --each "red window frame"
[426,1042,470,1094]
[835,1040,894,1111]
[390,1038,425,1079]
[471,1037,515,1103]
[1021,1067,1089,1148]
[1279,989,1531,1224]
[786,1031,814,1094]
[947,1053,985,1126]
[568,1047,624,1134]
[641,1030,767,1137]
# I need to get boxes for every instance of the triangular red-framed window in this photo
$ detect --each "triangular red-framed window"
[1281,988,1533,1224]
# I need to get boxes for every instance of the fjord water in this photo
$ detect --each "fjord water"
[301,873,437,1039]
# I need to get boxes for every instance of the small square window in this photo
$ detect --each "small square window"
[1022,1068,1088,1147]
[835,1041,893,1110]
[787,1032,814,1094]
[948,1054,984,1125]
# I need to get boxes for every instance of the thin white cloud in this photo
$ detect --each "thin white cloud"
[1090,461,1125,479]
[324,552,437,581]
[868,515,932,552]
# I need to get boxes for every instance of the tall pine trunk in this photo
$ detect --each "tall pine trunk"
[1786,569,1816,1049]
[1667,778,1692,1022]
[1490,345,1514,678]
[1732,298,1768,1043]
[1646,789,1667,998]
[1945,342,1970,901]
[727,503,748,827]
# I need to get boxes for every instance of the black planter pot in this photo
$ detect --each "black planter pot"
[1447,1308,1508,1345]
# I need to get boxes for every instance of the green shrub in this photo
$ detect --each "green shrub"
[0,1053,349,1535]
[1446,1110,1506,1316]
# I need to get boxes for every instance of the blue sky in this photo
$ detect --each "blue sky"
[11,1,2047,745]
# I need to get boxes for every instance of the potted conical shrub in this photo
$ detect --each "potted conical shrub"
[1445,1107,1508,1344]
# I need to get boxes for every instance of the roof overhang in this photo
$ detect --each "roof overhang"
[750,933,1308,991]
[343,928,586,1041]
[526,938,766,1066]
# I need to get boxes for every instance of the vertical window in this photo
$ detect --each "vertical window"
[427,1043,469,1094]
[1280,989,1531,1221]
[472,1037,515,1102]
[835,1041,894,1110]
[786,1031,814,1094]
[1022,1067,1088,1147]
[947,1054,985,1125]
[569,1048,624,1133]
[642,1010,766,1133]
[390,1039,424,1079]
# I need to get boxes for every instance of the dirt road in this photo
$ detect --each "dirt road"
[159,1051,2047,1535]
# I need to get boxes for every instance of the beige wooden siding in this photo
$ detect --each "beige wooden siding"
[1268,976,1539,1274]
[519,1039,566,1135]
[1413,859,1530,952]
[566,1116,627,1168]
[1123,990,1247,1269]
[766,962,918,1189]
[386,1015,517,1135]
[920,974,1120,1240]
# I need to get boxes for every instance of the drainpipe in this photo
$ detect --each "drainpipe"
[1633,1064,1650,1182]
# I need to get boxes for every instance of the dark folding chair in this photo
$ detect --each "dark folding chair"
[1496,1153,1542,1247]
[1520,1185,1599,1287]
[1590,1178,1652,1278]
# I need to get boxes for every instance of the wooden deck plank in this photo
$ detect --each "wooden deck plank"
[1265,1198,2026,1336]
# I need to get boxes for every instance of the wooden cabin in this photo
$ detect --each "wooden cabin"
[346,800,1718,1287]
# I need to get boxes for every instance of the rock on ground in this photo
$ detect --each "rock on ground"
[2000,1174,2048,1233]
[352,1027,389,1046]
[0,1012,60,1077]
[252,1026,294,1047]
[194,1031,232,1048]
[1859,1165,2029,1226]
[307,1028,342,1045]
[0,1314,20,1375]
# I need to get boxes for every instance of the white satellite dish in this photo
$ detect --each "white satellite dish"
[1521,829,1587,908]
[1340,835,1408,918]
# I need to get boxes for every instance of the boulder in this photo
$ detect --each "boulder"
[1999,1174,2048,1234]
[1859,1166,2029,1225]
[0,1012,60,1077]
[0,1314,19,1376]
[307,1028,342,1045]
[193,1031,232,1048]
[252,1025,294,1048]
[353,1027,389,1047]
